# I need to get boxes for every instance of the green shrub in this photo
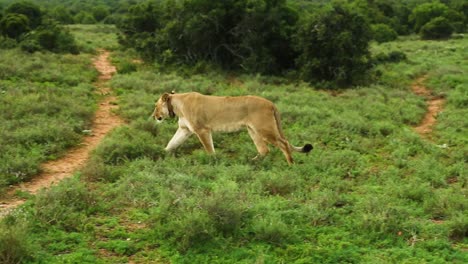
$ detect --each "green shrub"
[93,126,165,165]
[118,0,298,74]
[410,2,449,33]
[251,213,293,245]
[34,177,98,231]
[30,22,80,54]
[19,37,41,52]
[4,1,41,28]
[294,3,372,86]
[0,221,34,264]
[0,13,30,39]
[371,23,398,43]
[421,17,453,40]
[0,36,17,49]
[117,61,137,74]
[373,50,407,64]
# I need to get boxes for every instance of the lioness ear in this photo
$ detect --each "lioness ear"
[161,93,170,102]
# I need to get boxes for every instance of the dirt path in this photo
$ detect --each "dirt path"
[411,76,445,138]
[0,50,124,216]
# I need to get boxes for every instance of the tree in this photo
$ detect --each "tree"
[294,4,372,86]
[74,11,97,24]
[92,6,110,22]
[5,1,42,29]
[50,6,74,24]
[410,2,449,33]
[118,0,299,74]
[0,13,30,39]
[371,23,398,43]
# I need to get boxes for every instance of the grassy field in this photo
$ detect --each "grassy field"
[1,26,467,263]
[0,49,98,191]
[0,25,121,192]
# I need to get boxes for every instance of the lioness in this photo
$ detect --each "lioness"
[152,92,312,165]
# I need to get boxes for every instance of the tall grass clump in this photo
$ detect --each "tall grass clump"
[34,177,98,231]
[0,220,34,264]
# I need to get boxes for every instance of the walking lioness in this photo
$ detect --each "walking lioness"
[152,92,312,164]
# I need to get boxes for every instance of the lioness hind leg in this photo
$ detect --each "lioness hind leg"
[195,129,215,154]
[247,127,269,160]
[272,138,294,165]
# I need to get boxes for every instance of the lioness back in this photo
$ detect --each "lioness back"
[179,92,275,132]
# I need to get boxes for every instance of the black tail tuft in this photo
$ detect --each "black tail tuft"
[303,144,313,153]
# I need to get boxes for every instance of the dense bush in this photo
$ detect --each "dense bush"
[373,50,407,64]
[4,1,42,29]
[119,0,299,75]
[421,16,453,39]
[294,4,372,86]
[409,2,449,33]
[371,23,398,43]
[0,2,80,54]
[0,13,30,39]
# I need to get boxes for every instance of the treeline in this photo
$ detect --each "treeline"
[0,0,137,24]
[117,0,466,85]
[1,0,466,84]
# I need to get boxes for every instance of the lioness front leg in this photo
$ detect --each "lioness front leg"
[165,127,192,152]
[247,127,269,160]
[195,129,215,154]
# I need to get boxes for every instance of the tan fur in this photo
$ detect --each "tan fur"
[152,92,312,165]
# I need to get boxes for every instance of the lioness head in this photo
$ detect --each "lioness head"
[152,93,173,122]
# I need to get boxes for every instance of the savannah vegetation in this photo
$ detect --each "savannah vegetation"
[0,0,467,263]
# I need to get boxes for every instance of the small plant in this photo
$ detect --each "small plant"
[0,220,34,264]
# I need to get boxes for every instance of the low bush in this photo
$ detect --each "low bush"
[371,23,398,43]
[34,177,98,231]
[93,126,165,165]
[373,50,407,64]
[0,220,34,264]
[421,17,453,40]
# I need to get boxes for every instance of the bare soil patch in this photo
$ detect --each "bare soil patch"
[411,76,445,138]
[0,50,124,216]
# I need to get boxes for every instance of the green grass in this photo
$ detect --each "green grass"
[0,49,98,190]
[1,32,467,263]
[66,24,120,52]
[0,24,121,191]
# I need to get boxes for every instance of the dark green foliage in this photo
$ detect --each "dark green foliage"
[294,3,372,86]
[373,50,407,64]
[4,1,42,28]
[421,16,453,39]
[49,6,74,24]
[0,2,79,54]
[0,13,29,39]
[372,23,398,43]
[118,0,299,74]
[74,11,97,24]
[92,5,110,22]
[17,21,80,53]
[410,2,449,33]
